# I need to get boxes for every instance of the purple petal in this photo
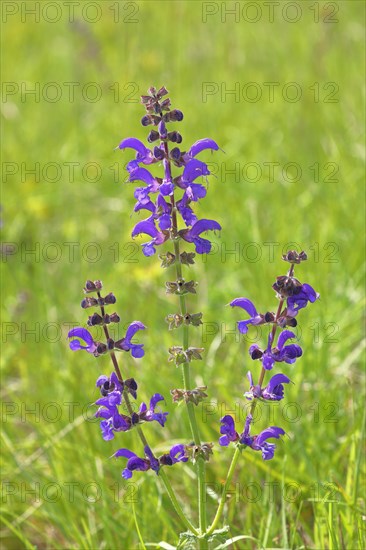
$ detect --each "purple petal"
[230,298,258,317]
[132,221,159,239]
[114,448,137,459]
[159,181,174,196]
[95,375,108,388]
[122,468,133,479]
[125,321,146,342]
[127,457,150,472]
[182,159,210,183]
[118,138,153,164]
[129,167,156,186]
[68,327,93,345]
[277,330,296,351]
[188,139,220,158]
[149,393,164,411]
[302,283,320,302]
[186,184,207,201]
[193,236,212,254]
[130,344,145,358]
[188,219,221,238]
[256,426,285,446]
[219,435,230,446]
[266,374,291,393]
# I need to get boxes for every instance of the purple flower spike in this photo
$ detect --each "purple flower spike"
[68,327,97,354]
[287,283,319,316]
[230,298,264,334]
[118,137,154,165]
[219,415,239,446]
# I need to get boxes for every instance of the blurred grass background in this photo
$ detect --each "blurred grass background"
[1,1,365,548]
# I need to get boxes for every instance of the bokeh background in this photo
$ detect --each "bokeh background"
[1,1,365,548]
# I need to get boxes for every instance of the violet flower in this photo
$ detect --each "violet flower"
[68,327,97,353]
[239,414,285,460]
[245,371,291,401]
[287,283,320,317]
[114,445,160,479]
[230,298,270,334]
[249,330,302,370]
[179,219,222,254]
[219,415,239,446]
[114,321,146,358]
[138,393,169,427]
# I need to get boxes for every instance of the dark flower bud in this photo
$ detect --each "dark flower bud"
[141,114,161,126]
[147,130,160,143]
[167,131,179,143]
[100,380,111,396]
[104,292,116,305]
[282,250,308,264]
[81,296,98,308]
[94,280,103,290]
[148,86,157,96]
[84,280,99,293]
[109,312,120,323]
[106,338,115,351]
[159,454,174,466]
[273,276,302,298]
[162,110,184,123]
[250,347,263,360]
[160,98,171,111]
[141,95,151,104]
[264,311,275,323]
[170,147,181,161]
[87,312,103,326]
[170,109,183,121]
[96,342,107,355]
[156,86,169,99]
[175,133,182,144]
[153,146,165,160]
[125,378,138,399]
[131,412,140,425]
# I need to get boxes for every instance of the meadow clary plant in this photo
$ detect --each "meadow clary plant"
[67,87,319,548]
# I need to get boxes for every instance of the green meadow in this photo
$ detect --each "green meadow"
[1,1,365,548]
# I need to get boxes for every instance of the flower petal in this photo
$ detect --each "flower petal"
[277,330,296,350]
[230,298,258,317]
[125,321,145,342]
[188,139,220,158]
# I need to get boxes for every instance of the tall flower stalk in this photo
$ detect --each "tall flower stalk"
[67,88,320,548]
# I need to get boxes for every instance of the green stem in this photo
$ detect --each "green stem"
[173,238,207,535]
[206,447,241,536]
[159,469,199,536]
